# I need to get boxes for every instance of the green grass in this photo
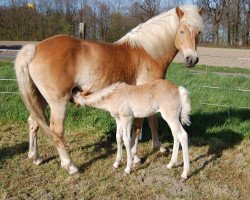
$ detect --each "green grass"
[0,61,250,199]
[0,61,249,139]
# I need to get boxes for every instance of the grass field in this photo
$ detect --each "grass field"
[0,61,249,199]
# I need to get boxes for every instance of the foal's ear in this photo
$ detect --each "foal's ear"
[199,7,205,16]
[176,6,184,20]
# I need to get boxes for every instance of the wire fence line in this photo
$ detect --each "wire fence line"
[0,78,16,81]
[0,79,249,109]
[200,103,250,110]
[202,85,250,92]
[0,91,19,94]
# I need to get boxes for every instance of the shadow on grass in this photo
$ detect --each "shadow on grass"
[73,108,248,175]
[0,141,28,167]
[79,131,117,172]
[139,108,247,176]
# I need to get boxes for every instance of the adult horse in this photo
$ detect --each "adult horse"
[15,5,203,174]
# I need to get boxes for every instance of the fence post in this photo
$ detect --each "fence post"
[79,23,85,39]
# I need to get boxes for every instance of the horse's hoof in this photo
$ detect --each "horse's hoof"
[113,162,119,169]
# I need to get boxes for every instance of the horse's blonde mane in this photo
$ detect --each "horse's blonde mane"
[116,5,203,59]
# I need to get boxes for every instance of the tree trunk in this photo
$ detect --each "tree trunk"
[213,22,220,45]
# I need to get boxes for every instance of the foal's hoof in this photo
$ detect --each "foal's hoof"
[33,156,43,166]
[181,174,188,181]
[69,165,79,175]
[113,162,119,169]
[133,155,141,164]
[167,163,173,169]
[124,168,131,174]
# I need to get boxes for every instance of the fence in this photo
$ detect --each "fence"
[1,77,249,109]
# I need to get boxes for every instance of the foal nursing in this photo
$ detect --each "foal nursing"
[73,79,191,179]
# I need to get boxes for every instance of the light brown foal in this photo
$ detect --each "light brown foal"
[72,80,191,179]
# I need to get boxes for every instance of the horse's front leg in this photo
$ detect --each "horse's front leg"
[148,115,166,153]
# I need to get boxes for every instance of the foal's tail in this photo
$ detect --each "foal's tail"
[15,44,56,141]
[178,86,191,126]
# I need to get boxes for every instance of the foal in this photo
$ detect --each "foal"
[72,79,191,179]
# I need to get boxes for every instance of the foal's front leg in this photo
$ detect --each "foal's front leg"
[121,117,133,174]
[113,118,123,168]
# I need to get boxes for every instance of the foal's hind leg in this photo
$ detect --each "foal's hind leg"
[28,115,43,165]
[50,101,78,175]
[162,114,190,179]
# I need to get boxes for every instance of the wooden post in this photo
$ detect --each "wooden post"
[79,23,85,39]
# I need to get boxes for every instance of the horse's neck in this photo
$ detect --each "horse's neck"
[133,46,179,83]
[158,47,179,70]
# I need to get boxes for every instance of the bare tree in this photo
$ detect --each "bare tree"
[196,0,227,45]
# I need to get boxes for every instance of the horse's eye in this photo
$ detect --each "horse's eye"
[198,31,201,35]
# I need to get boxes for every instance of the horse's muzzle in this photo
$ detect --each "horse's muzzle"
[185,56,199,68]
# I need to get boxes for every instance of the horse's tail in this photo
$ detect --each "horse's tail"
[178,86,191,126]
[15,44,57,141]
[74,82,126,107]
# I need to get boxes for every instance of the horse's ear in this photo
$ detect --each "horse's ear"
[176,6,184,20]
[199,7,205,16]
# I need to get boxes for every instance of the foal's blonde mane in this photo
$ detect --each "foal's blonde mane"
[116,5,203,59]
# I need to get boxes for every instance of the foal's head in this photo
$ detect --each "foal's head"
[175,6,204,68]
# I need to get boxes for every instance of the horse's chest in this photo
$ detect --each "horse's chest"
[136,64,163,85]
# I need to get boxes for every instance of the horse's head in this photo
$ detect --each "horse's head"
[175,6,204,68]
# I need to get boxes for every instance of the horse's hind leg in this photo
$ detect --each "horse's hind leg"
[50,101,78,175]
[28,115,43,165]
[28,95,47,165]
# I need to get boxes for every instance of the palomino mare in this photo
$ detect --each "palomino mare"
[15,5,203,174]
[72,80,191,179]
